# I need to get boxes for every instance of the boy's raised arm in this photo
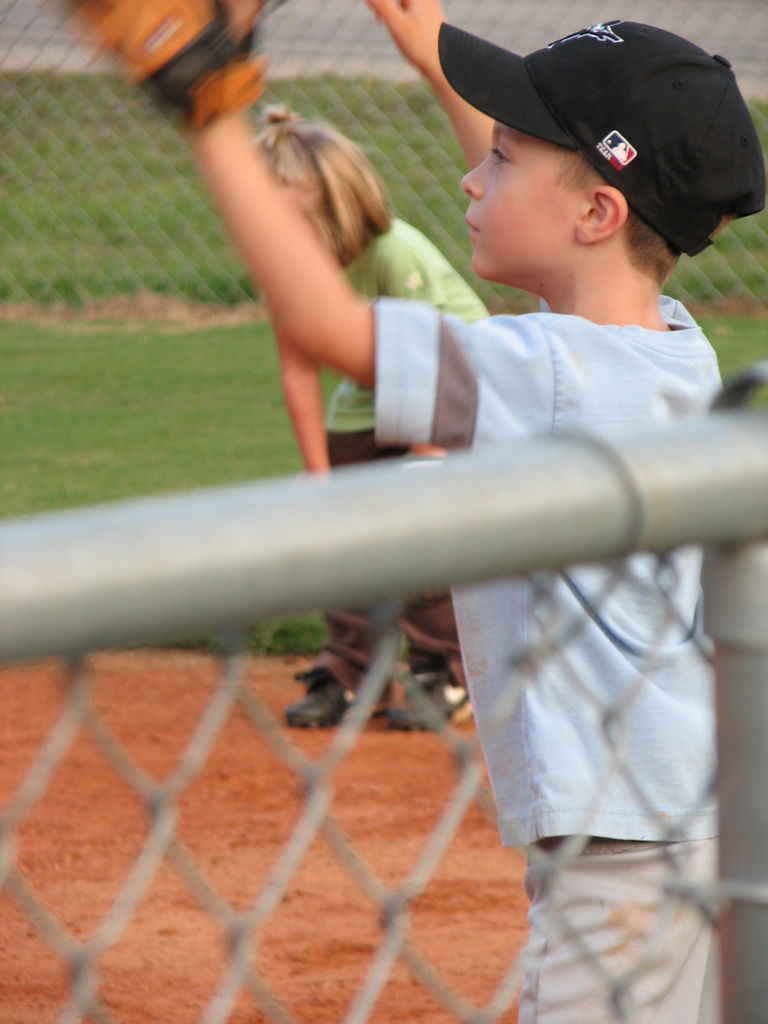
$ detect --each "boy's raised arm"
[365,0,492,166]
[64,0,376,389]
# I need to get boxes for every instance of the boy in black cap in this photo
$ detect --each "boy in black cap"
[70,0,765,1019]
[356,8,761,1022]
[348,9,761,1021]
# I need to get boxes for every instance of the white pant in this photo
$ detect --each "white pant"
[518,838,719,1024]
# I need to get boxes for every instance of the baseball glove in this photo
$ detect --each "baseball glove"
[67,0,268,128]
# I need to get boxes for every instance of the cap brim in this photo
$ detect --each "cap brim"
[438,23,575,149]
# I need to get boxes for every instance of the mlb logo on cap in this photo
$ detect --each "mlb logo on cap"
[597,131,637,171]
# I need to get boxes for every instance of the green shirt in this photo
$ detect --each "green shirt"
[325,218,488,433]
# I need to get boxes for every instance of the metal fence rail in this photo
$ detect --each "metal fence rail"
[0,0,766,312]
[2,403,768,1022]
[3,408,768,663]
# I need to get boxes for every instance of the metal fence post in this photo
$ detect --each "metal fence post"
[703,538,768,1023]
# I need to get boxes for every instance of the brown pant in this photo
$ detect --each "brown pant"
[312,430,465,694]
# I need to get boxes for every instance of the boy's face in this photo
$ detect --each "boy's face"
[462,124,585,294]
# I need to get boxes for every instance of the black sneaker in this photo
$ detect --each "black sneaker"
[388,663,472,732]
[285,667,353,728]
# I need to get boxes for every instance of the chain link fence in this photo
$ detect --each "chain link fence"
[0,0,766,313]
[2,3,768,1021]
[2,395,768,1022]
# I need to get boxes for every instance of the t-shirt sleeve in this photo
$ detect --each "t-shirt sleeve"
[374,298,557,452]
[374,299,442,448]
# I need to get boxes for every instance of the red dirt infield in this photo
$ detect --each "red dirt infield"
[0,649,527,1023]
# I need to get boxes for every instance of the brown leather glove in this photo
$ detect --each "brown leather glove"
[67,0,267,128]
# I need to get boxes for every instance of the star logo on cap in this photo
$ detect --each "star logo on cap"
[549,22,625,48]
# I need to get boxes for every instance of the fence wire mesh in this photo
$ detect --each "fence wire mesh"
[1,2,768,1020]
[0,0,766,313]
[6,398,768,1024]
[0,566,717,1024]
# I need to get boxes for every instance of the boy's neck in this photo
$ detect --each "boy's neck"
[547,292,670,332]
[540,253,670,332]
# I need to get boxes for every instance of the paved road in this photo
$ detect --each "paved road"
[1,0,766,96]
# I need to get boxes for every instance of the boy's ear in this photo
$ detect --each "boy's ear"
[576,184,629,245]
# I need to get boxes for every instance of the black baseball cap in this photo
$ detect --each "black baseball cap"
[438,20,766,256]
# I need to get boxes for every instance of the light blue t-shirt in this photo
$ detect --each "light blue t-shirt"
[374,295,721,847]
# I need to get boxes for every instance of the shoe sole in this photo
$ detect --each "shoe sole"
[286,705,390,729]
[388,718,427,732]
[388,701,473,732]
[451,702,474,726]
[285,718,340,728]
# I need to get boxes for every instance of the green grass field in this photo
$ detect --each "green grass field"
[1,319,299,517]
[0,317,324,653]
[3,314,766,519]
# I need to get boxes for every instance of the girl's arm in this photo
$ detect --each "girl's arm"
[365,0,493,167]
[275,331,331,474]
[193,112,376,388]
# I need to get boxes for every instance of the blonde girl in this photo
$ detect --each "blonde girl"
[256,105,487,730]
